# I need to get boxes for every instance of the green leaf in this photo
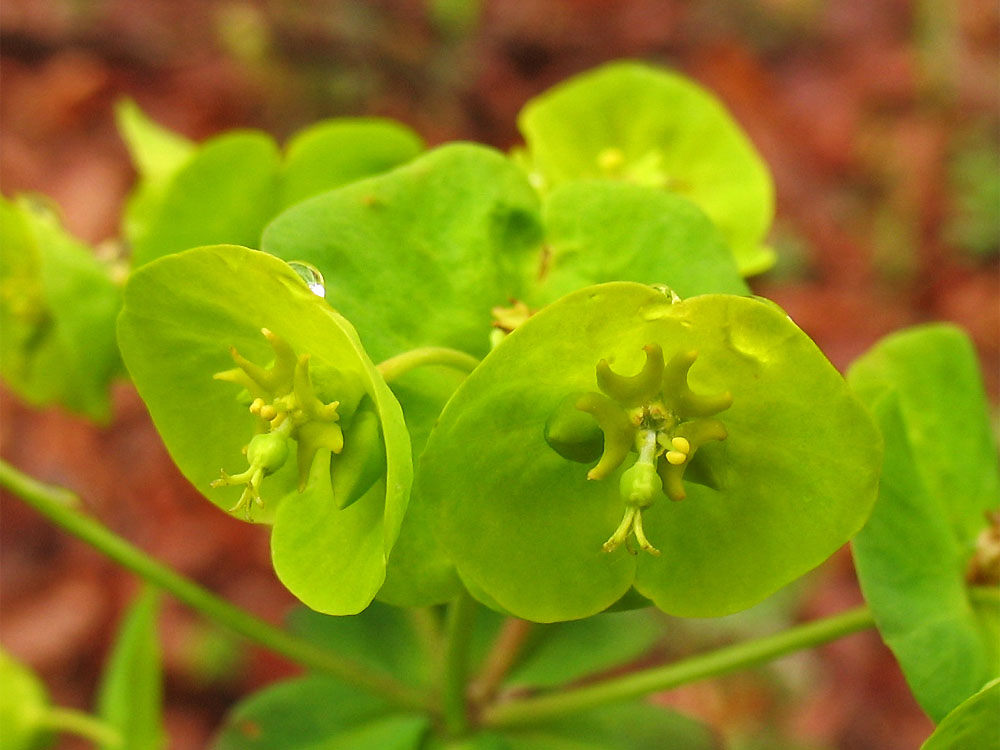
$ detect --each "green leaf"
[115,99,195,184]
[534,181,749,306]
[130,132,281,266]
[517,61,775,276]
[922,678,1000,749]
[0,195,122,421]
[507,610,663,688]
[286,601,430,688]
[847,325,1000,721]
[0,648,52,750]
[427,703,717,750]
[848,324,999,542]
[420,283,880,621]
[280,118,424,208]
[115,100,196,247]
[96,587,164,750]
[212,675,428,749]
[118,245,412,614]
[469,608,664,691]
[262,143,544,361]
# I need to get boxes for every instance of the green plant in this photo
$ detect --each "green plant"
[1,61,997,749]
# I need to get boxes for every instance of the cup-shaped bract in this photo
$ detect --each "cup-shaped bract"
[419,283,881,622]
[118,245,411,615]
[121,102,423,268]
[517,61,775,276]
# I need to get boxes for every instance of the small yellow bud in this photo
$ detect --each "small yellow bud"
[670,436,690,454]
[665,450,687,465]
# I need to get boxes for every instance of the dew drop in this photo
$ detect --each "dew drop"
[649,284,682,304]
[288,261,326,298]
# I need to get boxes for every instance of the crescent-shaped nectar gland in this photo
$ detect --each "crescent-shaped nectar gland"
[545,344,732,554]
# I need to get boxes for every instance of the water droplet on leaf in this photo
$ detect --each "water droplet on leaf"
[648,284,682,303]
[288,261,326,298]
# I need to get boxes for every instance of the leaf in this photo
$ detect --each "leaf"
[118,245,412,614]
[503,703,719,750]
[469,608,664,691]
[96,587,164,750]
[0,648,52,750]
[286,601,431,687]
[115,99,195,184]
[280,118,424,208]
[211,675,428,750]
[115,100,196,247]
[848,324,999,541]
[420,283,880,621]
[506,610,664,688]
[847,325,1000,721]
[0,195,122,421]
[517,61,775,276]
[130,132,281,266]
[534,181,749,306]
[425,703,718,750]
[262,143,544,361]
[922,678,1000,749]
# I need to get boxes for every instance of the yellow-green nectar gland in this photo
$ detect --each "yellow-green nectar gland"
[211,328,343,518]
[570,344,731,555]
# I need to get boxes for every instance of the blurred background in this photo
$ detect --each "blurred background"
[1,1,997,748]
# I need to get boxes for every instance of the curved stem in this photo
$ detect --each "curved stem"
[377,347,480,384]
[442,588,478,736]
[470,618,535,706]
[0,460,428,713]
[40,707,121,747]
[482,606,875,728]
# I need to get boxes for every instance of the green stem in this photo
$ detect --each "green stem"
[408,606,445,693]
[482,605,875,728]
[377,347,480,383]
[442,588,478,736]
[40,707,121,747]
[0,460,427,713]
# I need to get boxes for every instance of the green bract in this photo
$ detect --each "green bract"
[260,144,751,606]
[420,282,880,621]
[125,113,423,267]
[262,142,543,361]
[0,195,122,421]
[517,61,775,276]
[533,180,749,307]
[118,245,411,614]
[848,325,1000,721]
[262,143,546,604]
